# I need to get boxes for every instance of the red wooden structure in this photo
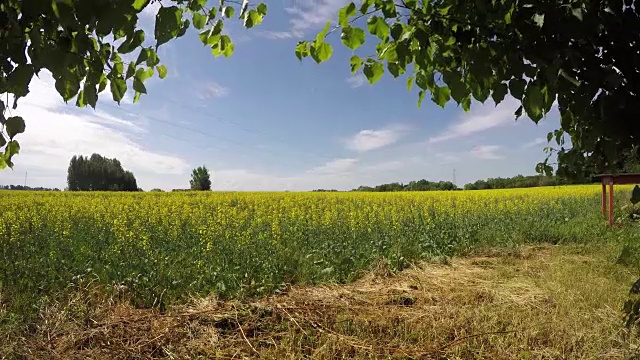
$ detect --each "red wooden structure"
[594,173,640,226]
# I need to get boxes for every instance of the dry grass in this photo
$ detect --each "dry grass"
[3,243,640,359]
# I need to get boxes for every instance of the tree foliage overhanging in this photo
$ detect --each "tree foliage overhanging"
[0,0,267,169]
[296,0,640,179]
[67,153,138,191]
[1,0,640,180]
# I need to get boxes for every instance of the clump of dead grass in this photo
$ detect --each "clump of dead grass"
[3,244,640,359]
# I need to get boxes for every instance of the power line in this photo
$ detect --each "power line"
[78,102,340,170]
[99,89,338,162]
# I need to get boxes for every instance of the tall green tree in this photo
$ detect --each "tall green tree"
[67,153,138,191]
[0,0,267,169]
[296,0,640,179]
[190,165,211,191]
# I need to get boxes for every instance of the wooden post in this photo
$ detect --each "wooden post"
[602,182,607,217]
[609,182,615,226]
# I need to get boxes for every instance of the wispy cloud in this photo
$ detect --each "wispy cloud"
[307,158,359,174]
[199,82,230,99]
[435,152,461,164]
[346,74,367,89]
[470,145,504,160]
[523,137,547,148]
[428,98,519,143]
[256,30,299,40]
[345,124,411,152]
[261,0,349,40]
[1,72,189,189]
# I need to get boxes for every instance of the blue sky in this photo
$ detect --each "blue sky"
[0,0,561,191]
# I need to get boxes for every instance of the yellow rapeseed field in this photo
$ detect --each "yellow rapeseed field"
[0,185,630,311]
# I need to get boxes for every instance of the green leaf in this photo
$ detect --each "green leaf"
[387,62,404,77]
[0,153,8,170]
[126,62,136,79]
[243,9,263,28]
[224,6,235,18]
[350,55,362,74]
[134,91,142,104]
[136,67,154,82]
[133,78,147,94]
[572,7,583,21]
[316,21,331,43]
[443,71,466,103]
[363,60,384,84]
[515,105,524,119]
[110,77,127,103]
[257,3,268,16]
[136,48,149,65]
[505,5,514,24]
[509,78,526,100]
[155,6,183,47]
[0,134,6,148]
[118,30,145,54]
[491,83,508,104]
[98,74,108,93]
[360,0,373,14]
[6,65,35,97]
[461,95,471,111]
[133,0,150,11]
[407,76,414,91]
[416,71,434,90]
[341,26,365,50]
[338,2,357,27]
[82,84,98,108]
[547,132,554,143]
[219,35,235,57]
[367,16,389,40]
[390,23,403,40]
[55,76,80,102]
[5,140,20,167]
[533,13,545,28]
[5,117,25,139]
[189,0,207,11]
[310,41,333,63]
[157,65,168,79]
[295,41,310,60]
[431,85,451,108]
[418,90,425,108]
[523,83,544,123]
[193,12,208,30]
[145,48,160,67]
[381,0,397,18]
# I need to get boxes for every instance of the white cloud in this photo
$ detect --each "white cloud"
[362,160,406,172]
[256,30,299,40]
[428,97,519,143]
[200,82,230,99]
[345,124,411,152]
[523,137,547,148]
[260,0,348,40]
[346,74,367,89]
[307,158,358,174]
[470,145,504,160]
[0,72,190,189]
[435,152,461,164]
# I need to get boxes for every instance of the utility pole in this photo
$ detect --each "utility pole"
[453,168,457,187]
